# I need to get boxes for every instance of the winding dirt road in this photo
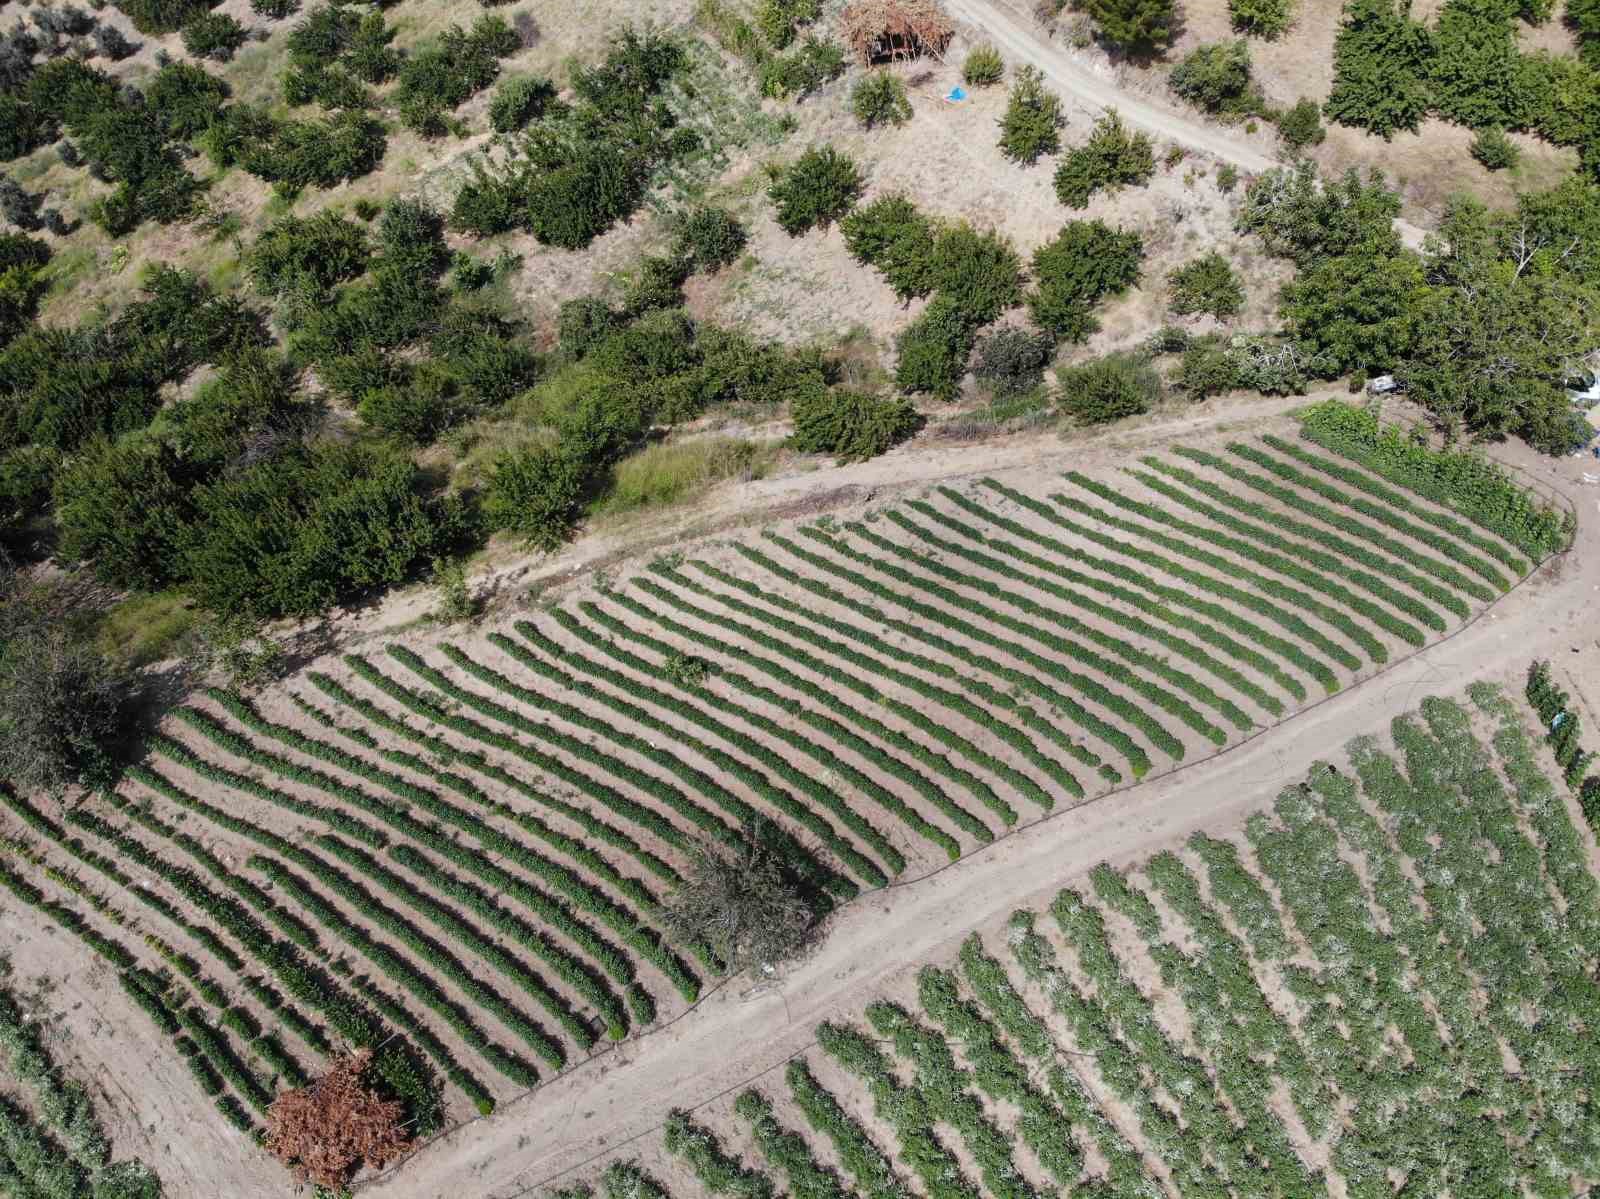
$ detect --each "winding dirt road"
[358,440,1599,1199]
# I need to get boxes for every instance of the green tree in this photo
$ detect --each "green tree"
[1053,109,1155,208]
[840,195,938,301]
[789,389,922,460]
[928,223,1024,323]
[894,295,979,399]
[767,145,863,235]
[1324,0,1432,138]
[1279,248,1426,373]
[1228,0,1293,37]
[1086,0,1176,50]
[661,826,816,974]
[1027,220,1144,342]
[1276,97,1325,150]
[1168,252,1245,318]
[997,65,1063,165]
[1426,0,1528,130]
[1169,40,1263,116]
[1056,353,1162,423]
[851,71,912,128]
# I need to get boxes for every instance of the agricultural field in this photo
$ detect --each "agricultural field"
[601,682,1600,1199]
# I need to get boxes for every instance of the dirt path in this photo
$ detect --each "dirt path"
[358,450,1599,1199]
[940,0,1432,248]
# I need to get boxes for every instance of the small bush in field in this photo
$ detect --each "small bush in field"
[767,145,862,235]
[852,71,912,129]
[671,207,747,271]
[840,194,938,301]
[1229,0,1292,37]
[998,65,1063,164]
[488,74,555,132]
[1056,352,1161,423]
[894,294,978,399]
[251,0,299,18]
[1053,109,1154,208]
[963,43,1004,86]
[758,36,844,100]
[1169,40,1263,117]
[1167,252,1244,318]
[1471,125,1519,169]
[1276,97,1325,150]
[790,388,922,460]
[181,11,247,61]
[973,327,1055,398]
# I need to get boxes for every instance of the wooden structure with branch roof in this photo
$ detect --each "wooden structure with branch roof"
[841,0,955,64]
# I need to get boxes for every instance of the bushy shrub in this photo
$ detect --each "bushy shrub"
[394,16,519,135]
[92,22,138,59]
[114,0,216,35]
[998,65,1062,165]
[1177,336,1239,396]
[556,298,621,360]
[488,74,555,132]
[1169,40,1262,117]
[1234,159,1402,264]
[1426,0,1526,130]
[0,233,50,346]
[767,145,862,235]
[671,206,747,271]
[840,194,938,301]
[1167,252,1244,317]
[755,0,820,48]
[973,326,1055,397]
[928,222,1023,323]
[1471,124,1519,168]
[145,60,229,138]
[1085,0,1175,50]
[1027,219,1144,342]
[251,0,299,18]
[790,388,921,460]
[894,294,977,399]
[758,36,845,100]
[1275,97,1324,150]
[483,445,589,550]
[247,210,369,298]
[1215,162,1239,191]
[1056,352,1160,423]
[1228,0,1292,37]
[0,177,43,232]
[1325,0,1432,138]
[181,11,247,60]
[963,43,1004,86]
[852,71,912,129]
[228,109,388,196]
[1053,109,1154,208]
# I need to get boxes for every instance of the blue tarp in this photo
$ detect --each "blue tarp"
[945,86,966,101]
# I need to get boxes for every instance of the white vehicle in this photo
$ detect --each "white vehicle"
[1366,374,1400,395]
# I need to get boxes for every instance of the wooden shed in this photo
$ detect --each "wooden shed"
[840,0,955,64]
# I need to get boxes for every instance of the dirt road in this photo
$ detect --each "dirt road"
[939,0,1432,248]
[359,447,1599,1199]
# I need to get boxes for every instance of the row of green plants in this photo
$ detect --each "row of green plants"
[732,1088,852,1199]
[783,1058,909,1199]
[720,546,1116,779]
[1124,464,1450,633]
[1219,443,1510,591]
[123,761,493,1115]
[573,600,976,857]
[438,642,879,892]
[609,586,1004,844]
[1257,434,1527,575]
[663,1108,776,1199]
[900,499,1286,717]
[977,479,1342,693]
[510,619,908,875]
[651,561,1070,809]
[873,509,1257,733]
[748,529,1138,783]
[1526,661,1600,810]
[1155,453,1482,613]
[1066,471,1404,659]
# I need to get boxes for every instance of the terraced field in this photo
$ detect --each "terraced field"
[606,685,1600,1199]
[0,406,1575,1169]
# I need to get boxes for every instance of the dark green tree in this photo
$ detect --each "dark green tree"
[1324,0,1432,138]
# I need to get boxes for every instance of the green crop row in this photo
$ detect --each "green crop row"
[502,623,905,878]
[794,525,1172,774]
[0,1089,92,1199]
[696,550,1103,788]
[663,1108,776,1199]
[1258,434,1525,576]
[973,481,1335,695]
[607,588,998,846]
[645,568,1032,821]
[876,509,1256,733]
[442,642,876,893]
[1194,444,1503,599]
[174,1003,273,1114]
[1297,401,1570,559]
[1046,485,1365,673]
[313,833,602,1048]
[250,852,547,1085]
[1145,454,1465,621]
[305,671,678,895]
[329,661,704,998]
[0,983,110,1176]
[1065,471,1408,658]
[208,689,648,1011]
[894,502,1284,720]
[576,600,971,856]
[540,612,932,866]
[733,1089,853,1199]
[784,1058,910,1199]
[726,544,1114,778]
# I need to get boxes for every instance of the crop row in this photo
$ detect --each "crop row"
[792,525,1175,771]
[206,689,639,1030]
[544,607,951,862]
[755,525,1154,783]
[1191,445,1503,599]
[441,641,884,890]
[328,661,706,996]
[930,489,1305,706]
[1134,459,1456,627]
[663,1108,776,1199]
[0,982,109,1176]
[1258,434,1525,575]
[1065,472,1408,658]
[304,670,679,896]
[644,568,1036,819]
[784,1059,909,1199]
[876,509,1258,730]
[724,545,1114,778]
[974,480,1338,693]
[193,690,695,1005]
[733,1089,852,1199]
[890,503,1284,719]
[501,623,906,877]
[602,589,998,846]
[666,559,1092,802]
